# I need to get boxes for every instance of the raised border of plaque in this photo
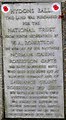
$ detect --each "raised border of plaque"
[0,3,65,119]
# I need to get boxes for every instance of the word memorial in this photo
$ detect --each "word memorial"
[1,2,64,118]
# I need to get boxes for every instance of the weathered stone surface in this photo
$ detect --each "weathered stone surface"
[0,3,3,120]
[1,0,66,3]
[1,2,64,118]
[0,1,66,120]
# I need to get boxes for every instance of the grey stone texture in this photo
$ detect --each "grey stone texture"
[0,0,66,119]
[1,0,66,2]
[0,3,3,120]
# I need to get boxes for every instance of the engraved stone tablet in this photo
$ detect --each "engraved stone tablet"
[1,3,64,118]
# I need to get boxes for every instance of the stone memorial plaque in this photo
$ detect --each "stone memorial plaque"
[1,2,64,118]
